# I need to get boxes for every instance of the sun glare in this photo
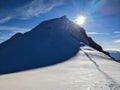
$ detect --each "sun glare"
[75,16,86,25]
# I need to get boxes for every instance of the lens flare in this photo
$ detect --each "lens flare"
[75,16,86,25]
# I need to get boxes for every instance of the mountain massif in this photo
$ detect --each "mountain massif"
[0,16,109,74]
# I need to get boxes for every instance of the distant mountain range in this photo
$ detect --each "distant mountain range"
[0,16,110,74]
[108,51,120,62]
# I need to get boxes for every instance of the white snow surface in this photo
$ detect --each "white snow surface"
[0,45,120,90]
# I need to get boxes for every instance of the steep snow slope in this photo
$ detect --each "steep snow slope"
[0,45,120,90]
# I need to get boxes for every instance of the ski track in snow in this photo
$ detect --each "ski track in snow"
[81,47,118,90]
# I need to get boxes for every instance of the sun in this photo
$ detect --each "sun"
[75,16,86,25]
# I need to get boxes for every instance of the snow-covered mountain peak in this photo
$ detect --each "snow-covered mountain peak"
[0,16,110,74]
[0,16,120,90]
[58,15,68,21]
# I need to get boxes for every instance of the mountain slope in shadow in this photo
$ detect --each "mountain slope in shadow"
[0,16,109,74]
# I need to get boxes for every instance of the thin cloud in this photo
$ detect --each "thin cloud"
[0,0,65,23]
[87,32,104,35]
[0,26,30,33]
[0,16,13,24]
[114,39,120,43]
[114,31,120,34]
[105,48,120,51]
[17,0,64,19]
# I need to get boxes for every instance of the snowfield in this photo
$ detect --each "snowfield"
[0,45,120,90]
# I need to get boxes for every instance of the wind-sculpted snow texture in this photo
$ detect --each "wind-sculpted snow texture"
[0,46,120,90]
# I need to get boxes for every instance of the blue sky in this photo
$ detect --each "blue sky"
[0,0,120,51]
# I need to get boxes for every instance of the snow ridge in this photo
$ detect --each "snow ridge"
[81,47,119,90]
